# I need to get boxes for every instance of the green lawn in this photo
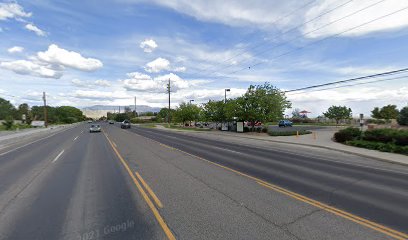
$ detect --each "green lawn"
[0,123,33,131]
[164,124,212,131]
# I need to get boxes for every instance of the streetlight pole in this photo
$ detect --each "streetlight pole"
[189,99,194,104]
[167,78,171,125]
[224,89,230,103]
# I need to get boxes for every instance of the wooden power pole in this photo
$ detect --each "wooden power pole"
[42,92,48,128]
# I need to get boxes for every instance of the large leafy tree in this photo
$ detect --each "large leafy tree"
[371,105,399,120]
[233,83,291,122]
[157,108,175,122]
[323,105,352,124]
[0,97,17,120]
[202,100,226,124]
[174,102,201,125]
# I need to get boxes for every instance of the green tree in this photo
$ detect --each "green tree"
[55,106,84,123]
[173,102,201,126]
[371,107,381,119]
[380,105,399,120]
[17,103,31,123]
[157,108,175,122]
[323,106,352,124]
[0,97,17,120]
[202,100,226,125]
[234,83,291,123]
[397,106,408,126]
[2,116,14,130]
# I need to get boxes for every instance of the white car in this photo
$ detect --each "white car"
[89,124,101,133]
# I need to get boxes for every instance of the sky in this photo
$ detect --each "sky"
[1,0,408,117]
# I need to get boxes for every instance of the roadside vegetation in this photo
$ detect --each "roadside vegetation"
[0,97,85,131]
[334,127,408,155]
[268,130,311,136]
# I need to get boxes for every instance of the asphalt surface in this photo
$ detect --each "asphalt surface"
[0,122,407,240]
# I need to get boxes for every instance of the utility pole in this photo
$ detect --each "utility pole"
[224,88,230,103]
[42,92,48,128]
[119,105,121,114]
[167,78,171,125]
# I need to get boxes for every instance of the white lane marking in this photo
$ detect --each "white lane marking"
[81,130,84,134]
[210,145,244,155]
[52,150,65,163]
[73,136,78,141]
[112,141,117,148]
[0,127,73,157]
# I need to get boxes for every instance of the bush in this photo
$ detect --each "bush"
[362,129,396,143]
[268,130,311,136]
[261,127,268,133]
[346,140,408,155]
[243,126,249,132]
[366,119,387,124]
[2,116,14,130]
[394,131,408,146]
[397,106,408,126]
[333,127,361,143]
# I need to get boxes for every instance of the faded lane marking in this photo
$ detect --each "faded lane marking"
[52,150,65,163]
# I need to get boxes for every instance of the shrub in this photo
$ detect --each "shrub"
[268,130,311,136]
[394,131,408,146]
[333,127,361,143]
[362,129,398,143]
[346,140,408,155]
[366,119,386,124]
[261,127,268,133]
[2,116,14,130]
[243,126,250,132]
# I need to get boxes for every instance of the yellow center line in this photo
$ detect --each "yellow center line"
[135,171,164,208]
[135,132,408,240]
[102,131,175,240]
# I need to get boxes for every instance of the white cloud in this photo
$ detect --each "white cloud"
[0,2,31,20]
[140,39,158,53]
[133,0,408,38]
[0,60,62,78]
[37,44,103,71]
[173,66,186,72]
[94,79,111,87]
[7,46,24,53]
[144,57,170,73]
[71,79,88,87]
[123,72,190,92]
[25,23,47,36]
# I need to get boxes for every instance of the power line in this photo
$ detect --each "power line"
[225,4,408,77]
[195,0,356,77]
[284,68,408,93]
[286,75,408,95]
[188,0,319,76]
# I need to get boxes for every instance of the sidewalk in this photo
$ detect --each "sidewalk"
[154,125,408,166]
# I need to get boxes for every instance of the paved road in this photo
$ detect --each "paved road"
[0,122,407,240]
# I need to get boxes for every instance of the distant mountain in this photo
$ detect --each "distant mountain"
[82,105,161,112]
[81,105,161,118]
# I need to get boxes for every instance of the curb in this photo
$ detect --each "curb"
[154,127,408,167]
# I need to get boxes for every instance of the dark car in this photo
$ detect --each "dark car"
[278,120,293,127]
[108,120,114,124]
[121,120,131,129]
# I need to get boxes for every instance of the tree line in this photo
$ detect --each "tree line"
[0,97,86,124]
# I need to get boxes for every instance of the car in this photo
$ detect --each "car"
[87,120,93,123]
[108,120,114,124]
[278,120,293,127]
[89,124,101,132]
[121,120,131,129]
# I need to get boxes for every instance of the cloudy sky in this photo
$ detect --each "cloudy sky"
[1,0,408,117]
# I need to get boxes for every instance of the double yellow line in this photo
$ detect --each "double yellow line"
[103,131,175,240]
[136,132,408,240]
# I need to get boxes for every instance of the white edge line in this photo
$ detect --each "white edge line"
[52,149,65,163]
[73,136,78,141]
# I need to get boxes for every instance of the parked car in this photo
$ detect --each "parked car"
[108,120,114,124]
[278,120,293,127]
[121,120,131,129]
[89,124,101,132]
[87,120,93,123]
